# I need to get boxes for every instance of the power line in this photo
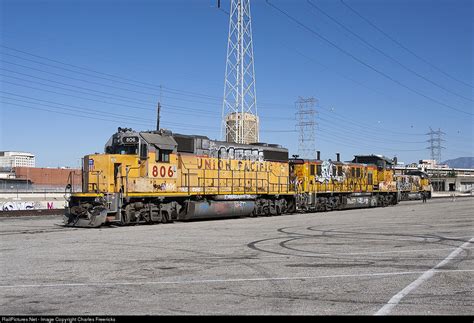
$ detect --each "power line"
[3,72,436,143]
[0,72,153,105]
[0,95,152,122]
[0,67,232,108]
[314,131,422,154]
[307,0,473,103]
[2,80,153,110]
[315,128,424,153]
[1,47,288,107]
[0,45,325,115]
[316,116,426,144]
[0,76,287,123]
[1,44,469,150]
[277,44,439,137]
[0,43,438,136]
[1,99,288,136]
[339,0,474,89]
[0,45,172,90]
[1,101,153,127]
[0,55,295,117]
[317,106,426,136]
[265,0,473,116]
[5,74,464,148]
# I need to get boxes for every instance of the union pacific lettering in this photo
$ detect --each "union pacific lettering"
[197,158,272,172]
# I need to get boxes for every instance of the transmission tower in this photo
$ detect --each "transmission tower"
[221,0,259,144]
[295,97,317,159]
[426,127,445,164]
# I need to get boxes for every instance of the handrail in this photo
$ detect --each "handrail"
[125,166,141,197]
[178,158,292,195]
[87,170,102,193]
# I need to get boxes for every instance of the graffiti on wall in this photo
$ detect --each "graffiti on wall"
[0,201,62,211]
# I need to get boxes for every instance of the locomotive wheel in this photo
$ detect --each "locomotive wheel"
[276,205,281,216]
[264,206,271,216]
[161,212,170,224]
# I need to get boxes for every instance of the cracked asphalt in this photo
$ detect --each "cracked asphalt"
[0,198,472,315]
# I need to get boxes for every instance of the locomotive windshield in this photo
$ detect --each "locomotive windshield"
[106,143,138,155]
[105,129,140,155]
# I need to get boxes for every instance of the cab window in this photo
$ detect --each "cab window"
[156,149,171,163]
[140,143,148,160]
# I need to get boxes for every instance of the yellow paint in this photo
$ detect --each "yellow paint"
[292,161,397,194]
[77,151,291,197]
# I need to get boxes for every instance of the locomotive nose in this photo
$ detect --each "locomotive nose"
[64,206,108,228]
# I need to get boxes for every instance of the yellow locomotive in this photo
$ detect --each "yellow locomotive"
[65,127,401,227]
[394,170,432,200]
[290,153,398,212]
[66,127,292,227]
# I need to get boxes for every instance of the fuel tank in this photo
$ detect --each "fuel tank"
[181,200,255,220]
[341,194,378,209]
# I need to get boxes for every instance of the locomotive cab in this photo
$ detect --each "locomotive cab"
[82,127,178,195]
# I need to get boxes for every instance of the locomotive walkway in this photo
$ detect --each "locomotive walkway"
[0,198,472,315]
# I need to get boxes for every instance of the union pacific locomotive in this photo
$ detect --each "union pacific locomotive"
[394,171,432,200]
[64,127,429,227]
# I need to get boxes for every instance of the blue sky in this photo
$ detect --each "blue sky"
[0,0,472,167]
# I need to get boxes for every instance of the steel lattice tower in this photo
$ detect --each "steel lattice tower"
[426,127,445,164]
[295,97,317,159]
[221,0,259,144]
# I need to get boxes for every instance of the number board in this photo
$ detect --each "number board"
[122,136,139,145]
[149,164,177,179]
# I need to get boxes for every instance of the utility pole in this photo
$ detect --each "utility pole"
[295,97,317,159]
[221,0,259,144]
[156,102,161,131]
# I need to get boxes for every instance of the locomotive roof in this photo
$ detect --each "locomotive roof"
[140,131,177,151]
[352,154,394,166]
[405,170,429,178]
[173,133,287,152]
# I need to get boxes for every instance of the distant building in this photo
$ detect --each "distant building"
[14,167,81,187]
[418,159,448,169]
[0,151,35,170]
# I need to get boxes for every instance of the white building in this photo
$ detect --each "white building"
[0,151,36,169]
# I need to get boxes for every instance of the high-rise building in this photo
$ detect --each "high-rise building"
[0,151,35,170]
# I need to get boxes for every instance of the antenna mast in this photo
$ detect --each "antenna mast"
[156,102,161,131]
